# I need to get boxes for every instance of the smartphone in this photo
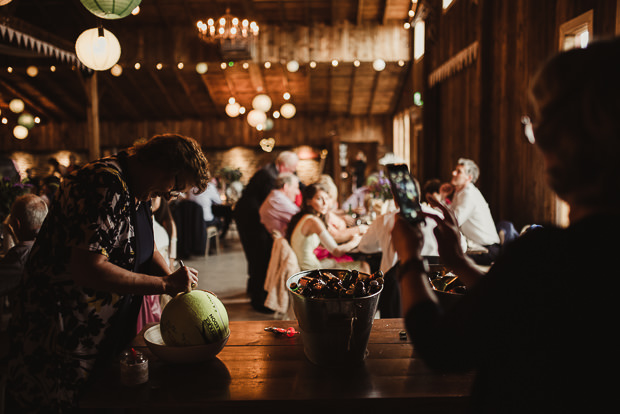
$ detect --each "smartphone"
[386,163,424,224]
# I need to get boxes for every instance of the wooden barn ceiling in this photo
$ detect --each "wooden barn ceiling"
[0,0,414,125]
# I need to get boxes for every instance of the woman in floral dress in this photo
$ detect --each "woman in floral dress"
[6,134,209,412]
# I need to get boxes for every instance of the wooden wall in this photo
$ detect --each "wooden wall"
[415,0,618,229]
[1,114,391,153]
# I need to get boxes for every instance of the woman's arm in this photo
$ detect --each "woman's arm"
[304,215,361,257]
[67,247,198,296]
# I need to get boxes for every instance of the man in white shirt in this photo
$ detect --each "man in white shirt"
[259,173,300,237]
[187,179,222,228]
[441,158,500,265]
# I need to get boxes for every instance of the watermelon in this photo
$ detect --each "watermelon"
[160,290,230,346]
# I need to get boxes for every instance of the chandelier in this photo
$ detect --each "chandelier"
[197,8,259,43]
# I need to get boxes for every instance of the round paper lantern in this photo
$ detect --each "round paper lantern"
[280,103,296,119]
[18,113,35,129]
[195,62,208,74]
[9,98,24,113]
[75,27,121,71]
[286,60,300,72]
[0,0,14,5]
[80,0,142,19]
[252,94,272,112]
[373,59,386,71]
[263,118,274,131]
[225,102,241,117]
[13,125,28,140]
[247,109,267,127]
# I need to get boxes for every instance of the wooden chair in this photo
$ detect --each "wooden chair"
[205,225,220,255]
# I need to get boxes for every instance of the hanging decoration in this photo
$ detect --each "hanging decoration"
[9,99,24,113]
[247,109,267,127]
[0,21,87,69]
[13,125,28,140]
[80,0,142,19]
[17,113,35,129]
[280,103,296,119]
[252,94,272,112]
[75,27,121,71]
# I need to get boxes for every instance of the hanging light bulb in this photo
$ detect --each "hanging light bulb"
[195,62,208,74]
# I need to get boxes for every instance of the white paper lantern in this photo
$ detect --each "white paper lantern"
[286,60,300,72]
[13,125,28,140]
[252,94,272,112]
[373,59,386,71]
[0,0,14,5]
[195,62,208,74]
[247,109,267,127]
[9,99,24,113]
[75,27,121,71]
[280,103,296,119]
[225,102,241,117]
[80,0,142,19]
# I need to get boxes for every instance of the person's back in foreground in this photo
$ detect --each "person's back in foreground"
[391,37,620,413]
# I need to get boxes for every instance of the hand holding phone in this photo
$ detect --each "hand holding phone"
[386,164,424,225]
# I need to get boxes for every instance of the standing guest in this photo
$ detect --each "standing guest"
[234,151,299,312]
[259,172,300,237]
[6,134,208,412]
[187,177,223,233]
[287,184,369,273]
[439,158,500,264]
[0,194,47,302]
[391,38,620,413]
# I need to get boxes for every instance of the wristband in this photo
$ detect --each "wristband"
[398,258,429,280]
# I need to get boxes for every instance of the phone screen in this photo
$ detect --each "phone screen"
[386,164,424,224]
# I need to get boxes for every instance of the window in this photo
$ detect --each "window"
[559,10,592,51]
[414,20,425,61]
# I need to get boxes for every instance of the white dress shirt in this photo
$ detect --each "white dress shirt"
[450,182,500,248]
[187,183,222,222]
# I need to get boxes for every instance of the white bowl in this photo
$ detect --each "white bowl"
[144,324,229,363]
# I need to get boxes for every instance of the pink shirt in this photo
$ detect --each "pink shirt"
[259,189,300,236]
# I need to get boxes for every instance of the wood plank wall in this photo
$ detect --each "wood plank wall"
[417,0,618,229]
[1,114,391,153]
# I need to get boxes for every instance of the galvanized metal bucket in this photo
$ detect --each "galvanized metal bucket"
[287,269,382,366]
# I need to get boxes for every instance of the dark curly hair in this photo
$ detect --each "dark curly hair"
[131,134,210,193]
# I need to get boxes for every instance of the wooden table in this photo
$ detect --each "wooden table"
[80,318,473,413]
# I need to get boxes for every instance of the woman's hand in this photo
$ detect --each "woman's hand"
[424,197,468,268]
[163,264,199,295]
[391,215,425,264]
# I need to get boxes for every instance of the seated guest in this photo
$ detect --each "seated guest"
[422,178,443,204]
[259,173,300,237]
[0,194,48,301]
[286,184,369,273]
[187,178,223,231]
[439,158,500,265]
[318,174,368,241]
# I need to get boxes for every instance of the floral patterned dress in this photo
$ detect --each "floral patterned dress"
[7,152,151,412]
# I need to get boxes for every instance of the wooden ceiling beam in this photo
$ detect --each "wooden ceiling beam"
[0,76,61,120]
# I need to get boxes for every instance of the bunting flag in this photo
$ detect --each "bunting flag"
[0,20,89,71]
[428,41,479,87]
